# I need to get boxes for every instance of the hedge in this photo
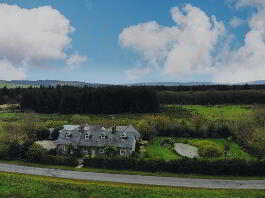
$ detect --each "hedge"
[83,157,265,176]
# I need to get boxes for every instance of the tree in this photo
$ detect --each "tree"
[136,119,157,140]
[191,115,204,133]
[27,143,47,162]
[2,123,27,144]
[104,145,118,158]
[65,144,75,156]
[234,118,255,145]
[71,114,88,125]
[22,113,39,141]
[254,108,265,129]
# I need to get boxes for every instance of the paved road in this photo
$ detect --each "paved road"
[0,163,265,189]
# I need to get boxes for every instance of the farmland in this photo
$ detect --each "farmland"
[0,172,265,198]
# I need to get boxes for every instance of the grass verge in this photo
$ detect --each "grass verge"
[0,172,265,198]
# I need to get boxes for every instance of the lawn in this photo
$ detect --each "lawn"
[183,105,251,121]
[0,172,265,198]
[143,138,182,161]
[145,137,256,161]
[176,138,256,161]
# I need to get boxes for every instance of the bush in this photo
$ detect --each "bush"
[194,140,223,158]
[83,157,265,176]
[26,143,77,166]
[8,143,26,159]
[0,144,9,160]
[160,138,175,148]
[36,128,50,140]
[27,143,47,162]
[51,129,60,140]
[42,155,78,166]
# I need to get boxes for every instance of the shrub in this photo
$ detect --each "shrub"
[0,144,9,160]
[27,143,47,162]
[104,145,118,158]
[51,129,60,140]
[83,157,265,176]
[36,128,50,140]
[160,138,175,148]
[196,141,223,158]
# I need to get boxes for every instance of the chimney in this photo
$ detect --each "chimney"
[112,125,116,134]
[111,116,116,134]
[80,125,85,133]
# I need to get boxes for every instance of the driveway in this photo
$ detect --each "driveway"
[0,163,265,189]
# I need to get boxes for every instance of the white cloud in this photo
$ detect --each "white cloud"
[0,4,85,80]
[0,59,27,80]
[232,0,265,8]
[229,17,245,28]
[120,3,265,83]
[213,6,265,83]
[119,4,225,80]
[66,53,88,70]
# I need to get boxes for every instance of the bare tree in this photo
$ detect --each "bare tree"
[22,113,40,140]
[254,107,265,129]
[2,123,27,144]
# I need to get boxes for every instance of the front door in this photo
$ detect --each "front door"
[91,149,95,156]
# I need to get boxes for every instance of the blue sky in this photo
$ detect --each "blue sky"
[0,0,264,84]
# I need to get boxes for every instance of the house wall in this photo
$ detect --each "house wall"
[57,145,132,157]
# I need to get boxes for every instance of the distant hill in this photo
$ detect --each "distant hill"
[1,80,265,88]
[247,80,265,85]
[0,80,108,88]
[130,82,216,86]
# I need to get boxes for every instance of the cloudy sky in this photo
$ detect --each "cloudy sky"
[0,0,265,84]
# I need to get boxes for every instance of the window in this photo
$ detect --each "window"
[65,133,70,139]
[83,148,88,154]
[99,149,105,153]
[85,134,91,140]
[120,133,128,141]
[100,134,107,140]
[63,146,67,152]
[120,150,126,156]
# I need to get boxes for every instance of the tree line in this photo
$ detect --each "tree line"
[20,86,160,114]
[149,84,265,92]
[3,84,265,108]
[160,90,265,105]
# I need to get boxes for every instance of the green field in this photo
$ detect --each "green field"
[183,105,251,121]
[0,172,264,198]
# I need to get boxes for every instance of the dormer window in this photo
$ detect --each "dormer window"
[120,133,128,141]
[100,132,107,140]
[85,133,91,140]
[65,133,71,139]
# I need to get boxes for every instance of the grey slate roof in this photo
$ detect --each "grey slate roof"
[55,124,140,149]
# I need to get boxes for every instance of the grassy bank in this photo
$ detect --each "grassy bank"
[0,172,265,198]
